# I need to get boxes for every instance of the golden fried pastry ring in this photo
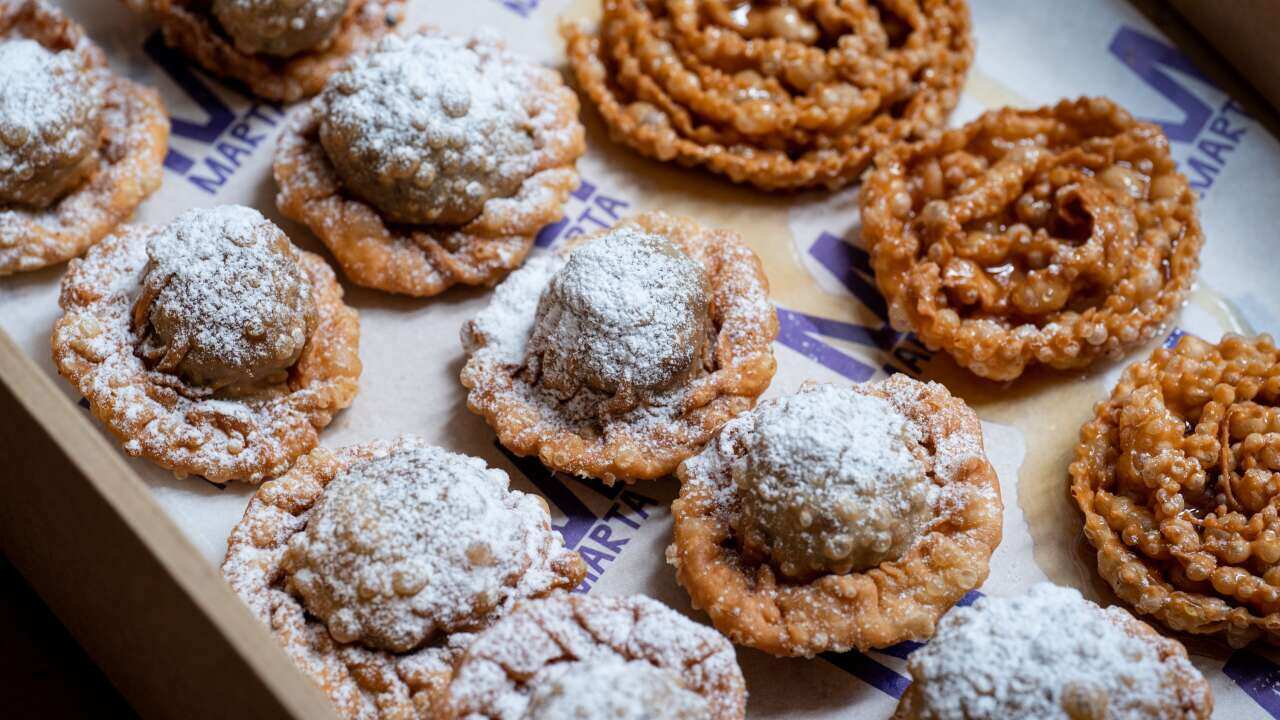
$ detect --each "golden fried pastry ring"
[0,0,167,276]
[562,0,971,191]
[669,374,1002,656]
[862,97,1204,381]
[273,51,585,297]
[461,211,778,484]
[121,0,403,102]
[222,437,586,719]
[52,224,361,484]
[1072,333,1280,647]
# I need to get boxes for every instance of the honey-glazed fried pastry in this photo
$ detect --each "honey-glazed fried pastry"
[460,211,777,484]
[0,0,167,276]
[222,436,586,719]
[563,0,972,191]
[669,376,1001,656]
[275,29,585,296]
[440,593,745,720]
[52,206,360,484]
[892,584,1212,720]
[121,0,403,102]
[1072,333,1280,647]
[861,97,1204,381]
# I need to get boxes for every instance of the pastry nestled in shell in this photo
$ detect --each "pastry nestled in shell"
[1072,333,1280,647]
[275,29,585,296]
[461,211,777,484]
[893,584,1212,720]
[860,97,1204,380]
[563,0,972,191]
[440,593,746,720]
[0,0,167,276]
[52,205,361,483]
[121,0,403,102]
[222,436,585,719]
[669,377,1001,656]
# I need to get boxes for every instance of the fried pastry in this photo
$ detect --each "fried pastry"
[861,97,1203,380]
[669,376,1001,656]
[121,0,403,102]
[52,205,360,483]
[440,593,746,720]
[1072,333,1280,647]
[893,583,1212,720]
[275,29,585,296]
[460,211,777,484]
[563,0,972,191]
[223,436,586,719]
[0,0,166,276]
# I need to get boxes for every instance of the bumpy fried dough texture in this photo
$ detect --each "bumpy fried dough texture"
[274,30,585,297]
[669,374,1001,656]
[0,0,167,276]
[460,212,777,484]
[563,0,972,191]
[1073,333,1280,648]
[52,223,361,484]
[120,0,403,102]
[222,437,586,720]
[861,96,1204,380]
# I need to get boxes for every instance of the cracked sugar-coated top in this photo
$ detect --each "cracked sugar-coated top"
[319,31,538,226]
[725,384,933,579]
[0,37,103,208]
[212,0,349,57]
[281,443,571,653]
[523,658,712,720]
[527,227,711,401]
[132,205,316,392]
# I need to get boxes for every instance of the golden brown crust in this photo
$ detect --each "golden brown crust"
[0,0,168,276]
[51,223,362,484]
[273,37,585,297]
[222,438,587,719]
[120,0,404,102]
[460,211,778,484]
[861,97,1204,381]
[1072,333,1280,648]
[562,0,972,191]
[669,374,1002,656]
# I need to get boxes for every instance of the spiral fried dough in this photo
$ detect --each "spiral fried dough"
[563,0,972,191]
[1072,333,1280,647]
[862,97,1204,380]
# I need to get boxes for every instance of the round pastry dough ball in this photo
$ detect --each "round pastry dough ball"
[282,445,554,653]
[731,384,932,579]
[529,228,711,400]
[0,38,103,208]
[524,659,711,720]
[211,0,349,58]
[318,32,536,226]
[895,583,1212,720]
[133,205,316,390]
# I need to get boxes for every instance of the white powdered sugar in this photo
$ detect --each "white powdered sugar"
[135,205,314,389]
[0,37,103,207]
[212,0,349,57]
[462,252,563,365]
[319,31,537,225]
[523,658,712,720]
[715,384,934,579]
[282,442,567,653]
[904,584,1204,719]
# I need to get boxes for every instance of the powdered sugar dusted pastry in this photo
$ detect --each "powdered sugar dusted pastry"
[52,206,360,483]
[440,593,745,720]
[223,436,585,719]
[893,583,1212,719]
[275,28,585,296]
[461,211,777,484]
[0,0,166,276]
[669,376,1001,656]
[121,0,402,102]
